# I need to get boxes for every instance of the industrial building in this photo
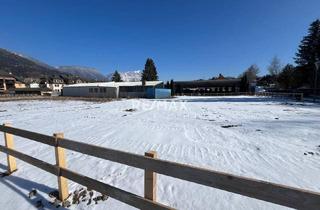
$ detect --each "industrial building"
[62,81,171,99]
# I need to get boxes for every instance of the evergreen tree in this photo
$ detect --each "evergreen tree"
[277,64,295,89]
[240,74,249,92]
[257,74,276,87]
[112,70,122,82]
[141,58,158,81]
[165,81,170,88]
[295,19,320,66]
[170,79,175,96]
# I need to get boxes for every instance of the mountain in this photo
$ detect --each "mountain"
[120,70,142,82]
[0,48,107,82]
[57,66,107,81]
[0,48,67,79]
[11,51,56,70]
[106,70,142,82]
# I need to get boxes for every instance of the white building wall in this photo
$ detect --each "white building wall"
[49,84,64,93]
[30,83,40,88]
[63,86,117,98]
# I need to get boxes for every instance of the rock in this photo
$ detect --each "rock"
[89,191,94,198]
[221,124,241,128]
[62,200,71,208]
[124,108,137,112]
[48,190,59,198]
[35,200,44,208]
[72,193,80,204]
[79,189,87,198]
[102,194,108,201]
[51,198,61,207]
[28,189,37,198]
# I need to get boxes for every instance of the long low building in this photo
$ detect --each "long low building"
[173,79,243,95]
[62,81,171,99]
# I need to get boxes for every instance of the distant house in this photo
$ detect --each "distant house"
[14,80,26,89]
[29,82,40,88]
[63,75,85,85]
[0,72,16,93]
[63,81,171,98]
[40,76,65,94]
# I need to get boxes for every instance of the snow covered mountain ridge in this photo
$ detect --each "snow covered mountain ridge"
[120,70,142,82]
[106,70,142,82]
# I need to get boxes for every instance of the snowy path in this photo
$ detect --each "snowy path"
[0,96,319,210]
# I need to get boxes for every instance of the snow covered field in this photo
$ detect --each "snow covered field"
[0,96,319,210]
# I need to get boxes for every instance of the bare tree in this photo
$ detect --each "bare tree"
[267,56,282,76]
[244,64,260,82]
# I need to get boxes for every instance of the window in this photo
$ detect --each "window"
[120,86,145,92]
[94,88,98,93]
[89,88,93,93]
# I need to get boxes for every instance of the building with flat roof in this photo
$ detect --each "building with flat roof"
[62,81,170,98]
[173,79,242,95]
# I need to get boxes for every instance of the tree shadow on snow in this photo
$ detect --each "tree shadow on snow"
[0,163,67,209]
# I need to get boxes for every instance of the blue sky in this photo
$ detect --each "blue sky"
[1,0,319,81]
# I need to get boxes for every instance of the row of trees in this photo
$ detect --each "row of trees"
[111,58,159,82]
[241,19,320,91]
[111,19,320,92]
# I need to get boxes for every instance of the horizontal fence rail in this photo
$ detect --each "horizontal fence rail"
[0,145,173,210]
[1,125,320,209]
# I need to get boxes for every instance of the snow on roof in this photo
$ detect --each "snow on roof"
[64,81,163,88]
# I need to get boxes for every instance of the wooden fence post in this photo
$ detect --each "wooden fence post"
[54,133,69,201]
[3,123,17,174]
[144,151,157,202]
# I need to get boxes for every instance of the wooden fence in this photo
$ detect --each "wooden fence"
[0,124,320,209]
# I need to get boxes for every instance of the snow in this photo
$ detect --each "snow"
[106,70,142,82]
[0,96,319,210]
[120,70,142,82]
